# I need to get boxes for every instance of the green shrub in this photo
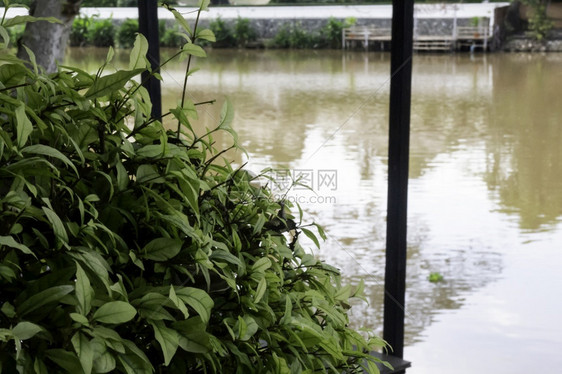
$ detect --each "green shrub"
[234,17,257,47]
[70,15,93,47]
[7,24,24,48]
[271,23,319,49]
[88,18,115,47]
[117,18,139,48]
[82,0,118,5]
[319,17,356,49]
[0,5,386,374]
[117,0,138,6]
[521,0,553,40]
[159,21,185,48]
[209,17,236,48]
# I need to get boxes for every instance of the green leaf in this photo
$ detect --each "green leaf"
[172,317,211,354]
[175,287,214,324]
[136,144,163,158]
[129,33,149,70]
[2,15,62,28]
[116,161,129,191]
[18,285,74,316]
[42,206,69,245]
[122,340,152,368]
[33,357,49,374]
[135,293,175,321]
[235,315,258,341]
[0,264,16,281]
[252,257,271,273]
[182,43,206,58]
[0,235,35,257]
[175,177,200,218]
[0,25,9,46]
[45,349,83,373]
[169,286,189,319]
[210,249,243,269]
[105,46,115,64]
[140,237,182,261]
[136,164,164,184]
[72,333,94,374]
[1,302,16,318]
[149,320,179,366]
[85,69,144,99]
[279,296,292,325]
[198,0,211,11]
[70,313,89,325]
[92,301,137,324]
[75,262,93,316]
[253,214,266,235]
[90,338,116,373]
[69,250,111,292]
[22,45,37,73]
[219,99,234,129]
[301,227,320,249]
[254,277,267,304]
[166,7,192,36]
[196,28,215,42]
[15,103,32,148]
[12,321,44,340]
[21,144,78,175]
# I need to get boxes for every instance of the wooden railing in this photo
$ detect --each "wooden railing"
[343,18,493,51]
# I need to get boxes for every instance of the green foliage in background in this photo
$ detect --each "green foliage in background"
[70,15,116,47]
[318,17,356,48]
[88,17,116,47]
[117,18,139,48]
[70,15,93,47]
[270,22,318,49]
[0,1,388,373]
[209,17,236,48]
[519,0,553,40]
[233,17,257,47]
[159,21,185,48]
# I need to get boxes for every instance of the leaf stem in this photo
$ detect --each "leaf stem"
[177,6,203,139]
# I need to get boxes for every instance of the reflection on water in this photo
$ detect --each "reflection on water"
[66,48,562,373]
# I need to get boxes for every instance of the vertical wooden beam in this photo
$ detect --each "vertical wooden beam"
[383,0,414,365]
[138,0,162,120]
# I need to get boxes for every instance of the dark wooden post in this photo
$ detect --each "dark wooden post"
[138,0,162,120]
[383,0,414,366]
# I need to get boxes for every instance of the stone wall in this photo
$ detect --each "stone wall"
[502,30,562,52]
[181,17,480,40]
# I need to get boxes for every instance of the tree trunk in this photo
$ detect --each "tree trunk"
[17,0,82,73]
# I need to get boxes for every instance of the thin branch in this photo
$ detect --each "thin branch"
[177,6,203,139]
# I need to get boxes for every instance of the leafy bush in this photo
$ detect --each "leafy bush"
[82,0,118,6]
[0,4,387,374]
[88,18,116,47]
[234,17,257,47]
[117,18,139,49]
[271,23,320,49]
[209,17,236,48]
[6,24,24,48]
[521,0,553,40]
[159,21,185,48]
[319,17,356,49]
[117,0,139,6]
[70,15,93,47]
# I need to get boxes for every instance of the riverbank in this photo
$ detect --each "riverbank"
[503,29,562,52]
[4,3,562,52]
[3,3,508,41]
